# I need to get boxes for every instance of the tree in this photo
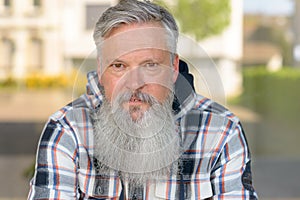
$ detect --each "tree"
[155,0,231,40]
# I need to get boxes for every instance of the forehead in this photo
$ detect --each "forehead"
[98,23,175,68]
[114,48,171,64]
[106,22,164,38]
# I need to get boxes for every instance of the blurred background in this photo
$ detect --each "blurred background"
[0,0,299,199]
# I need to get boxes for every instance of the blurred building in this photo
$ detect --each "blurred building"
[192,0,244,99]
[243,12,294,70]
[0,0,116,80]
[0,0,243,99]
[0,0,61,78]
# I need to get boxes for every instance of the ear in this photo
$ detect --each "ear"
[172,54,179,83]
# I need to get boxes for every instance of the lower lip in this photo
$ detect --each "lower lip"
[128,100,144,105]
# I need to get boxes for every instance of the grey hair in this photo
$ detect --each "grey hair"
[93,0,178,55]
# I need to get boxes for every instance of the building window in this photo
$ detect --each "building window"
[0,37,14,75]
[0,0,12,15]
[0,0,11,7]
[85,4,110,30]
[26,0,42,16]
[33,0,41,7]
[28,38,43,72]
[4,0,10,6]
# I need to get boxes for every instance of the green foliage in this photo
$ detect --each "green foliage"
[237,67,300,156]
[23,162,35,180]
[0,77,18,88]
[155,0,231,40]
[0,69,86,90]
[241,67,300,126]
[24,74,70,89]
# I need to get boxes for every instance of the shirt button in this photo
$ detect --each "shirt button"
[132,193,137,200]
[97,186,104,194]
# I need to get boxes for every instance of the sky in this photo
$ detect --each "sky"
[243,0,294,16]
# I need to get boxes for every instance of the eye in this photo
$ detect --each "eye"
[110,63,126,72]
[144,62,159,71]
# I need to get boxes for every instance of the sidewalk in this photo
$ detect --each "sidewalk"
[0,90,72,199]
[0,90,73,122]
[0,155,34,199]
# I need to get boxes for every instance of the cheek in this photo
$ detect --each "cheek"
[100,76,117,102]
[146,85,171,103]
[103,85,112,101]
[102,75,131,102]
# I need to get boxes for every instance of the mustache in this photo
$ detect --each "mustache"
[114,91,158,105]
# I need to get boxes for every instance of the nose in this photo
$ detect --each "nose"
[124,67,145,90]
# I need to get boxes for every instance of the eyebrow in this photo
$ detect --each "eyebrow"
[110,58,159,66]
[140,59,158,64]
[110,59,124,63]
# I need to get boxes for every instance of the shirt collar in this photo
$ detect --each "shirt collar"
[174,91,197,120]
[86,71,104,109]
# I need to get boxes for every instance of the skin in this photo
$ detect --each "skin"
[98,22,179,120]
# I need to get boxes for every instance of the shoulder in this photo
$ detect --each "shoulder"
[192,94,240,124]
[179,94,248,156]
[178,93,243,140]
[49,94,93,123]
[40,95,95,148]
[40,94,95,144]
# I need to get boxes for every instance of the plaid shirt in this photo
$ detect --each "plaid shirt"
[28,71,257,199]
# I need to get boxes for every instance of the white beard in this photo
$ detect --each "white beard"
[92,91,183,186]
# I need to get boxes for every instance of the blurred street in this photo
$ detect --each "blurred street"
[0,90,71,199]
[0,122,40,198]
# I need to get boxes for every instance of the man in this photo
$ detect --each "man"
[28,0,257,199]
